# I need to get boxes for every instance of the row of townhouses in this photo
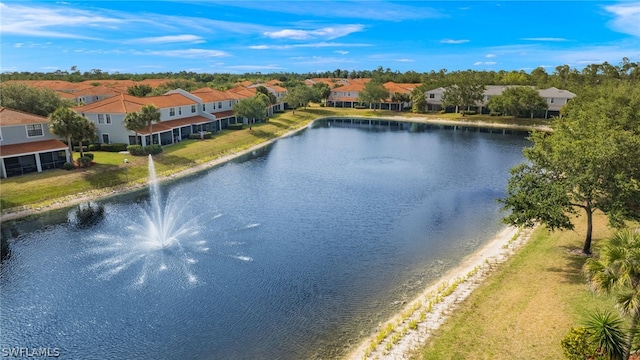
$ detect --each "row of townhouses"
[0,79,575,178]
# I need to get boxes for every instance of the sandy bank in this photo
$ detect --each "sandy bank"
[346,225,534,360]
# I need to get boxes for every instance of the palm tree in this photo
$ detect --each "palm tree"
[123,111,145,145]
[584,229,640,359]
[49,107,83,163]
[138,104,161,145]
[584,310,626,360]
[74,118,97,158]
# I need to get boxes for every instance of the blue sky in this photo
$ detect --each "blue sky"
[1,1,639,74]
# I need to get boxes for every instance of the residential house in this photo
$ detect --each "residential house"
[326,80,369,108]
[247,83,287,113]
[76,91,219,146]
[190,87,241,127]
[0,107,70,178]
[424,85,576,117]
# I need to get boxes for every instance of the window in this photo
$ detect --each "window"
[228,101,233,107]
[102,133,110,144]
[170,108,176,116]
[178,107,182,115]
[212,102,216,110]
[191,105,196,113]
[26,124,43,137]
[0,128,3,141]
[429,94,435,99]
[550,98,555,103]
[202,104,206,111]
[97,114,105,124]
[218,102,222,108]
[105,114,111,124]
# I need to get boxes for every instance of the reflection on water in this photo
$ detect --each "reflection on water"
[0,121,530,359]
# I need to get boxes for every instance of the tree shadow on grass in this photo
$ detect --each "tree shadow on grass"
[545,245,594,285]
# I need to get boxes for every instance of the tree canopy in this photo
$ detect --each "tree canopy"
[358,80,389,110]
[48,107,89,163]
[441,82,485,113]
[0,83,73,116]
[487,86,548,118]
[499,82,640,254]
[232,95,268,125]
[282,85,313,114]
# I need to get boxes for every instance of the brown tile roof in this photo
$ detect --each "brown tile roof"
[227,86,256,98]
[137,115,213,135]
[191,87,236,102]
[0,107,49,126]
[212,110,235,119]
[71,85,121,97]
[76,93,197,114]
[331,82,367,92]
[0,139,68,157]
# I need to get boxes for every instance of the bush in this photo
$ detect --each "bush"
[126,144,162,156]
[88,143,101,151]
[188,132,213,139]
[461,110,477,116]
[73,146,88,152]
[228,124,244,131]
[127,145,145,156]
[490,111,501,116]
[354,105,366,109]
[83,153,94,160]
[560,327,601,360]
[63,162,75,170]
[100,143,128,152]
[77,156,92,168]
[145,144,163,155]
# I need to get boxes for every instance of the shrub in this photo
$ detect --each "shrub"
[100,143,128,152]
[560,327,601,360]
[127,145,145,156]
[354,105,367,109]
[490,111,501,116]
[77,156,92,168]
[228,124,244,131]
[73,146,88,152]
[188,131,213,139]
[63,162,75,170]
[461,110,477,116]
[145,144,163,155]
[88,143,101,151]
[83,153,94,160]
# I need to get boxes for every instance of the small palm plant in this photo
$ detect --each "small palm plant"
[584,229,640,360]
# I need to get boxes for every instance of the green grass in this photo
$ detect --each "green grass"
[0,106,547,213]
[417,213,618,360]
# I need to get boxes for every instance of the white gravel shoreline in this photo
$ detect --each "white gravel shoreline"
[346,225,534,360]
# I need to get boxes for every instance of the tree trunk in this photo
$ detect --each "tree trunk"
[79,141,84,157]
[624,310,640,359]
[67,135,74,163]
[583,203,593,255]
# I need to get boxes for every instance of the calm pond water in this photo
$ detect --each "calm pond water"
[0,120,530,359]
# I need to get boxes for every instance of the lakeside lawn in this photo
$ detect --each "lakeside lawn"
[0,107,549,213]
[416,212,620,360]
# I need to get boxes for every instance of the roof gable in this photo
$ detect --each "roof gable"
[0,107,49,126]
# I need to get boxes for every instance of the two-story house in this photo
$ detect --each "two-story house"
[424,85,576,117]
[76,91,219,146]
[190,87,241,127]
[0,107,70,178]
[327,81,368,108]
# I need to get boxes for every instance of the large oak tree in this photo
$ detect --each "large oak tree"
[500,82,640,254]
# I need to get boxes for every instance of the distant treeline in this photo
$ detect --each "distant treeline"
[1,58,638,94]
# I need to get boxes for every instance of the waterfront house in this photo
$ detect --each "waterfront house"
[0,107,70,178]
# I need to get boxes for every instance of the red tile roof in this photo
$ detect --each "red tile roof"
[0,107,49,126]
[76,93,197,114]
[0,139,68,157]
[137,115,213,135]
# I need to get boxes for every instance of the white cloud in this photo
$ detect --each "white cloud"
[605,2,640,37]
[334,50,349,55]
[137,49,230,58]
[14,43,23,48]
[397,58,414,62]
[485,53,496,58]
[521,38,569,42]
[127,35,205,44]
[264,24,364,40]
[224,64,284,71]
[249,42,371,50]
[0,2,120,39]
[473,61,497,66]
[441,39,469,44]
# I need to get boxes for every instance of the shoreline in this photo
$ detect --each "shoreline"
[1,115,543,223]
[345,225,534,360]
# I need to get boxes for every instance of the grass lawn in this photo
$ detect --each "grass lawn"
[417,213,621,360]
